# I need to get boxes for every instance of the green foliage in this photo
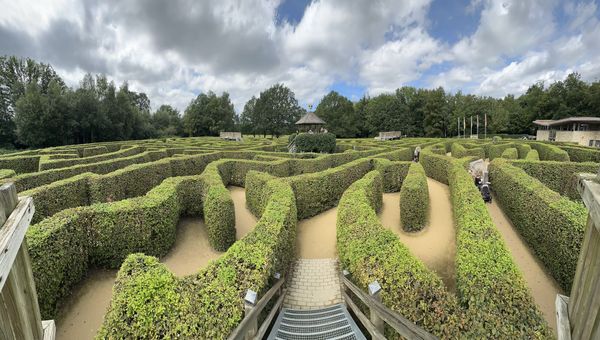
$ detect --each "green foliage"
[337,171,462,338]
[448,160,551,338]
[525,149,540,160]
[489,159,587,291]
[243,83,304,137]
[293,132,336,153]
[0,155,40,173]
[400,163,429,231]
[371,158,411,192]
[500,147,518,159]
[420,147,453,184]
[559,145,600,162]
[510,159,598,200]
[38,145,144,170]
[202,164,236,251]
[451,143,485,159]
[82,146,109,157]
[315,91,360,137]
[515,144,531,158]
[0,169,15,179]
[488,143,515,160]
[152,104,183,137]
[530,142,570,161]
[183,91,235,136]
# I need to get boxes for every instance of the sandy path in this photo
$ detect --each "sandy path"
[296,207,338,259]
[229,186,258,239]
[378,178,456,292]
[487,198,562,333]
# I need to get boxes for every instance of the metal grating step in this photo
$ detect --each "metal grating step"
[267,304,366,340]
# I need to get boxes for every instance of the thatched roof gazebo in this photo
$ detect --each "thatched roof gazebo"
[295,112,326,132]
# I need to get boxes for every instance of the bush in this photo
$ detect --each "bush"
[337,171,461,338]
[420,149,453,184]
[0,155,40,174]
[525,149,540,160]
[489,159,586,291]
[488,143,515,160]
[509,159,598,199]
[38,146,145,171]
[559,145,600,162]
[451,143,485,159]
[201,163,236,251]
[400,163,429,231]
[82,146,109,157]
[0,169,16,179]
[448,160,551,338]
[371,158,411,192]
[500,147,518,159]
[293,132,336,153]
[372,147,413,161]
[515,144,531,159]
[530,142,570,161]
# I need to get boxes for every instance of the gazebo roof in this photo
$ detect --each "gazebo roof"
[295,112,326,125]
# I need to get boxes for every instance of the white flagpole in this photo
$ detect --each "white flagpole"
[484,113,487,139]
[463,117,466,138]
[477,115,479,138]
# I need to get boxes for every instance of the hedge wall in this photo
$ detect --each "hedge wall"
[82,146,109,157]
[371,158,411,192]
[448,160,551,338]
[488,143,515,160]
[451,143,485,159]
[515,144,531,159]
[337,170,462,338]
[38,145,145,171]
[525,149,540,160]
[559,145,600,162]
[98,176,297,338]
[420,149,453,184]
[400,163,429,231]
[500,147,518,159]
[293,132,336,153]
[0,155,40,174]
[530,142,570,161]
[372,147,413,161]
[509,159,598,200]
[0,169,15,179]
[201,163,236,251]
[489,159,586,291]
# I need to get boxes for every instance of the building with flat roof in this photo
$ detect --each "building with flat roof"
[533,117,600,147]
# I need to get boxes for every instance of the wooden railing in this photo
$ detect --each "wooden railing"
[228,274,285,340]
[340,270,438,340]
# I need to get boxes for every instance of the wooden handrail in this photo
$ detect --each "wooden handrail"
[227,277,285,340]
[341,273,438,340]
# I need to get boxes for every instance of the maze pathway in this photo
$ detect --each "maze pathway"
[284,258,343,310]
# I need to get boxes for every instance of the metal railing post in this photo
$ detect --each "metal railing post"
[368,280,385,334]
[243,289,257,340]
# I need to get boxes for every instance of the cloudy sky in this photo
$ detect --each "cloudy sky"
[1,0,599,112]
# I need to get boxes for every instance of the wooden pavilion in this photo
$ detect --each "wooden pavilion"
[295,112,326,133]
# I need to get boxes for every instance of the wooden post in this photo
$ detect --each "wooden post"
[558,171,600,339]
[0,182,54,340]
[368,280,385,335]
[243,289,258,340]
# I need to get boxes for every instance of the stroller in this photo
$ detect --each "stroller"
[480,183,492,203]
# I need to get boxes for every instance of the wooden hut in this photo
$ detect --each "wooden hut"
[295,112,326,133]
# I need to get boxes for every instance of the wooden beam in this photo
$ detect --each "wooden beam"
[556,294,571,340]
[0,183,18,228]
[0,197,34,292]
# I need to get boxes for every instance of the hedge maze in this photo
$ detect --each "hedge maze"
[0,135,595,338]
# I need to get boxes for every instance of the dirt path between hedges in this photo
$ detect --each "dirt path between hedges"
[296,207,338,259]
[378,178,456,293]
[487,198,562,333]
[56,187,257,340]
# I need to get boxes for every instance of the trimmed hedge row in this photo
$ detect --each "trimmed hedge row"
[0,155,40,174]
[293,132,336,153]
[98,176,297,338]
[337,170,462,338]
[371,158,411,192]
[509,159,598,199]
[420,148,453,184]
[451,143,485,159]
[530,142,570,161]
[500,147,518,159]
[82,146,109,157]
[559,144,600,162]
[525,149,540,160]
[515,144,531,159]
[0,169,16,179]
[448,160,551,338]
[400,163,429,231]
[38,145,145,171]
[489,159,587,291]
[372,147,413,161]
[487,142,515,160]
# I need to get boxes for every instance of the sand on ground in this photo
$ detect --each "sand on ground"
[296,207,338,259]
[487,198,562,333]
[229,186,258,239]
[378,178,456,293]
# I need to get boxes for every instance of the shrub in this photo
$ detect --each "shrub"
[500,147,518,159]
[451,143,485,159]
[337,171,461,338]
[420,149,453,184]
[0,169,15,179]
[201,163,236,251]
[515,144,532,158]
[448,160,551,338]
[489,159,586,291]
[38,146,145,171]
[371,158,411,192]
[82,146,109,157]
[0,155,40,174]
[530,142,570,161]
[372,147,413,161]
[488,143,515,160]
[293,132,336,153]
[525,149,540,160]
[559,145,600,162]
[509,159,598,199]
[400,163,429,231]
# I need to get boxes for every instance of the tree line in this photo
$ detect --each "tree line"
[2,55,600,148]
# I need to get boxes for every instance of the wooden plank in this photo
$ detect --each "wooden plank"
[0,293,15,339]
[42,320,56,340]
[556,294,571,340]
[342,291,385,340]
[573,227,600,340]
[0,183,17,228]
[0,197,34,291]
[254,289,285,340]
[11,242,43,339]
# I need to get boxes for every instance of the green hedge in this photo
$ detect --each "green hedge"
[530,142,570,161]
[400,163,429,231]
[337,171,461,338]
[293,132,336,153]
[201,163,236,251]
[509,159,598,199]
[448,160,551,338]
[488,143,515,160]
[525,149,540,160]
[515,144,531,159]
[0,169,15,179]
[372,147,413,161]
[0,155,40,174]
[98,176,297,338]
[500,147,518,159]
[489,159,586,291]
[82,146,109,157]
[451,143,485,159]
[420,149,453,184]
[38,146,145,171]
[559,145,600,162]
[371,159,411,192]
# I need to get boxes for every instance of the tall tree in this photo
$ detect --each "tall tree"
[253,84,303,137]
[422,87,449,137]
[183,91,235,136]
[152,104,183,137]
[315,91,359,137]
